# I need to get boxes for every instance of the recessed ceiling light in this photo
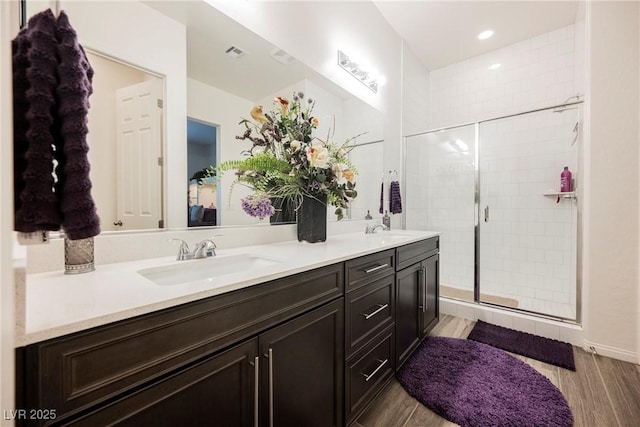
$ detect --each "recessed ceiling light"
[488,63,501,70]
[478,30,494,40]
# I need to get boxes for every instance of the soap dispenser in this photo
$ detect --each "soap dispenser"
[382,211,391,229]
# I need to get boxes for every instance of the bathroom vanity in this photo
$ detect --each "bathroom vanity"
[15,231,439,426]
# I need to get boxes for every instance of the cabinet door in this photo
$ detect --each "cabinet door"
[421,254,439,336]
[395,263,421,368]
[259,299,344,427]
[62,339,258,427]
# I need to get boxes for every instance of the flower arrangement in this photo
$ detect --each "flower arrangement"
[203,92,358,220]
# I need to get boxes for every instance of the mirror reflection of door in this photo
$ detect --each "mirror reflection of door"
[115,79,164,230]
[86,50,165,232]
[187,119,218,227]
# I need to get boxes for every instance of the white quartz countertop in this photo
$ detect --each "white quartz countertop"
[17,230,439,346]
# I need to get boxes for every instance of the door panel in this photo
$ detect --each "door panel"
[116,79,163,230]
[259,299,344,427]
[395,263,421,367]
[478,107,579,319]
[404,125,476,302]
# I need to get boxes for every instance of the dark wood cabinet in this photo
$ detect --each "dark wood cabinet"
[395,262,422,367]
[61,339,258,427]
[17,236,439,427]
[345,325,394,424]
[421,253,439,335]
[344,253,396,424]
[59,299,345,427]
[259,299,344,427]
[395,237,440,368]
[18,264,343,426]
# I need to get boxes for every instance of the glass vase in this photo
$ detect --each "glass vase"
[270,196,297,224]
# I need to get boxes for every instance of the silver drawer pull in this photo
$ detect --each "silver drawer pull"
[364,263,388,274]
[253,356,259,427]
[362,358,388,382]
[362,303,389,320]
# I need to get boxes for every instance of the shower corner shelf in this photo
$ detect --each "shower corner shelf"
[543,191,577,200]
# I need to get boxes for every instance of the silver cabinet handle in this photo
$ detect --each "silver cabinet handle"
[364,263,388,274]
[253,356,259,427]
[484,206,489,222]
[362,358,388,382]
[362,303,389,320]
[268,348,274,427]
[422,266,428,313]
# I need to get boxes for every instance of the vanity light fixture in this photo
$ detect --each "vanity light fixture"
[337,50,383,93]
[488,63,502,70]
[478,30,494,40]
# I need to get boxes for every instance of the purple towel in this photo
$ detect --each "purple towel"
[14,9,62,233]
[55,11,100,240]
[13,9,100,239]
[390,180,402,214]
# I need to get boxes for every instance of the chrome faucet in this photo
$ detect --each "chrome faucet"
[193,238,217,259]
[365,223,388,234]
[170,238,217,260]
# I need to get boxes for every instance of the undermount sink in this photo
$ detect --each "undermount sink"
[138,254,281,286]
[366,232,412,242]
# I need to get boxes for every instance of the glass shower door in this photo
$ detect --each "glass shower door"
[478,106,580,319]
[405,124,476,302]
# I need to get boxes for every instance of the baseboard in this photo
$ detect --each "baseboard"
[582,340,639,364]
[440,297,584,347]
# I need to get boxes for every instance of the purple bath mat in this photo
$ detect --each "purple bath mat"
[467,320,575,371]
[397,337,573,427]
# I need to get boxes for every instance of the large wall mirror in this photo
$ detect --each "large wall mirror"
[33,0,384,232]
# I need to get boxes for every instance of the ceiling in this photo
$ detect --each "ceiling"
[145,1,582,101]
[144,1,352,102]
[373,0,582,70]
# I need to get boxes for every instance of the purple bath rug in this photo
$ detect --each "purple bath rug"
[397,337,573,427]
[467,320,576,371]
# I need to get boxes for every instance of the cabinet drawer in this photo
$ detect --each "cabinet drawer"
[345,326,395,424]
[396,237,439,271]
[345,249,395,291]
[345,274,394,357]
[61,339,258,427]
[22,263,343,424]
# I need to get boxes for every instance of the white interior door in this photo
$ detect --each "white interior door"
[115,80,163,230]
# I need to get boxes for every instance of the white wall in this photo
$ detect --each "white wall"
[401,42,430,136]
[583,0,639,362]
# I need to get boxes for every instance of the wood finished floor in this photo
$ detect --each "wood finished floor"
[353,314,640,427]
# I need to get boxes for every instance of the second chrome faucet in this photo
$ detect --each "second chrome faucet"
[171,238,217,260]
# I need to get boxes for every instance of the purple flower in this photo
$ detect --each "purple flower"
[241,194,276,219]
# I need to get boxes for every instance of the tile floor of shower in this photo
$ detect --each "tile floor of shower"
[441,283,575,319]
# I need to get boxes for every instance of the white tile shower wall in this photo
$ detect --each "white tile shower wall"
[428,24,584,130]
[478,107,579,319]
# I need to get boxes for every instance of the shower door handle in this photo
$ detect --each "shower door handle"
[484,206,489,222]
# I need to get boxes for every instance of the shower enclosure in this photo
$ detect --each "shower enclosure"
[404,103,581,320]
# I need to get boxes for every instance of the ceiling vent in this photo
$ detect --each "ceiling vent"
[225,46,246,59]
[270,48,297,65]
